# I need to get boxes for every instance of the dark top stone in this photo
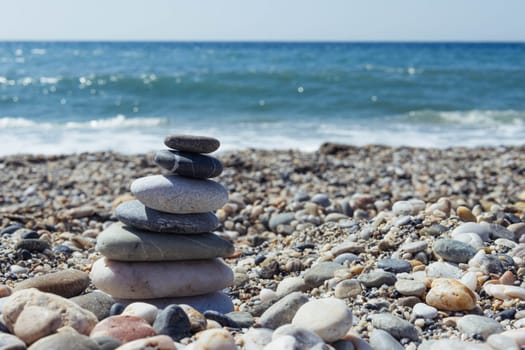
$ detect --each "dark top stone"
[203,310,239,328]
[15,238,50,252]
[433,239,477,263]
[154,150,223,179]
[116,200,219,234]
[164,134,220,153]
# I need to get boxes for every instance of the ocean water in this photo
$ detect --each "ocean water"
[0,42,524,155]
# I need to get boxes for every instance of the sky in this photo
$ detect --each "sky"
[0,0,524,42]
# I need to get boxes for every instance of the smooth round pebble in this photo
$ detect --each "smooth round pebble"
[426,278,477,311]
[192,329,237,350]
[369,329,404,350]
[122,302,159,324]
[456,315,504,340]
[292,298,353,342]
[412,303,438,319]
[164,134,220,153]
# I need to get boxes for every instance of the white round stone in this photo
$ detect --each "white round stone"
[291,298,352,342]
[122,302,159,324]
[412,303,438,319]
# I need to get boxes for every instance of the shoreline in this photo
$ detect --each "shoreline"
[1,143,525,347]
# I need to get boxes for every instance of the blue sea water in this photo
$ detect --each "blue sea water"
[0,42,524,155]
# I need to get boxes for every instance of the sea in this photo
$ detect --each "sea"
[0,42,524,155]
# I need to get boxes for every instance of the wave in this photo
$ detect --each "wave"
[401,109,525,126]
[0,115,167,129]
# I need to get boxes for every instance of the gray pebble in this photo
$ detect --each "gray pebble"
[370,313,419,341]
[369,329,404,350]
[433,239,477,263]
[377,258,412,273]
[304,262,345,288]
[357,269,397,288]
[456,315,504,340]
[259,292,309,329]
[153,304,192,341]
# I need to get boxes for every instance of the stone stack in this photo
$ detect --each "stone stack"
[90,135,234,311]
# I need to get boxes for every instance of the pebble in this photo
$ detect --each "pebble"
[0,224,24,235]
[71,291,115,321]
[330,242,365,256]
[276,276,308,297]
[486,334,520,350]
[259,288,277,303]
[262,335,296,350]
[292,298,353,342]
[90,315,156,343]
[203,310,239,328]
[311,193,331,207]
[180,304,207,332]
[368,329,404,350]
[91,257,234,298]
[131,175,228,214]
[122,302,159,324]
[399,241,428,254]
[225,311,254,328]
[333,253,360,265]
[115,335,176,350]
[394,279,426,297]
[357,269,397,288]
[110,303,125,316]
[164,134,220,153]
[433,239,478,263]
[273,324,324,349]
[116,200,219,233]
[457,206,477,222]
[377,258,412,273]
[241,328,273,350]
[92,335,123,350]
[14,239,50,252]
[426,262,463,279]
[14,269,90,298]
[499,328,525,348]
[451,222,491,242]
[425,278,477,311]
[268,213,296,232]
[304,262,345,288]
[153,149,223,179]
[483,284,525,300]
[0,333,26,350]
[335,279,362,299]
[259,292,309,329]
[456,315,504,340]
[28,331,100,350]
[190,328,237,350]
[412,303,438,319]
[370,313,419,341]
[153,304,192,341]
[454,233,484,249]
[95,222,234,261]
[3,288,98,345]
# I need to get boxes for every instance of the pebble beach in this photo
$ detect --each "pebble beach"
[1,143,525,349]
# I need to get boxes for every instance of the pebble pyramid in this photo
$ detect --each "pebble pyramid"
[90,135,234,309]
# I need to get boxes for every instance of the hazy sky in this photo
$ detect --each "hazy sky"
[0,0,524,42]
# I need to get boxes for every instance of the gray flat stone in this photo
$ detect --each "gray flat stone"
[96,222,234,261]
[433,239,477,263]
[457,315,504,340]
[370,313,419,341]
[259,292,309,329]
[369,329,404,350]
[131,175,228,214]
[377,258,412,273]
[269,213,296,231]
[164,134,220,153]
[70,291,115,321]
[116,200,219,233]
[357,269,397,288]
[153,150,223,179]
[304,262,345,288]
[28,332,99,350]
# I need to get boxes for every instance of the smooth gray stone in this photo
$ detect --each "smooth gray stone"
[115,200,219,233]
[164,134,220,153]
[131,175,228,214]
[115,292,234,314]
[28,332,100,350]
[451,222,491,242]
[304,262,345,288]
[377,258,412,273]
[153,305,192,341]
[0,333,26,350]
[357,269,397,288]
[370,313,419,341]
[488,223,514,240]
[70,290,115,321]
[457,315,504,340]
[91,336,122,350]
[273,324,324,349]
[433,239,477,263]
[269,212,296,231]
[96,222,234,261]
[225,311,254,328]
[259,292,309,329]
[369,329,404,350]
[154,150,223,179]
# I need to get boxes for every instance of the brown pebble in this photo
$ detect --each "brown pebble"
[457,206,477,222]
[90,315,156,343]
[0,285,12,298]
[14,270,90,298]
[426,278,477,311]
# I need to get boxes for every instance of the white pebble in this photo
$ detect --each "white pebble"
[460,271,479,292]
[412,303,438,319]
[122,302,159,324]
[260,288,278,303]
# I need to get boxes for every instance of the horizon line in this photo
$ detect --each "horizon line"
[0,39,524,44]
